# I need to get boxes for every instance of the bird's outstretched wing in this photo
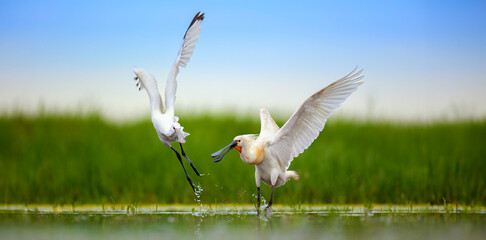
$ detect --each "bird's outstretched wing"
[257,108,280,141]
[164,12,205,116]
[133,67,166,114]
[266,68,364,170]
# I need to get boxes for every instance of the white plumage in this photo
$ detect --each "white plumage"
[133,12,205,192]
[211,67,364,210]
[267,68,364,170]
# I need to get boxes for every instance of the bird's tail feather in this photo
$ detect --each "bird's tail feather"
[286,171,300,181]
[173,122,189,144]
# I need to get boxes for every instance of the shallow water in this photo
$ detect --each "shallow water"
[1,206,485,240]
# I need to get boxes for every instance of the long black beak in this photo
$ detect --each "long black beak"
[211,140,238,162]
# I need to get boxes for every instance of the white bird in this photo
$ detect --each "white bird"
[133,12,205,192]
[211,68,364,210]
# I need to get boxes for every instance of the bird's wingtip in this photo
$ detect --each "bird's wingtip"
[195,11,205,21]
[185,11,205,36]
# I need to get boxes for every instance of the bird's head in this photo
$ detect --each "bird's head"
[211,134,256,162]
[233,136,243,153]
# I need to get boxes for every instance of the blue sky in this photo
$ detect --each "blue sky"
[1,0,485,121]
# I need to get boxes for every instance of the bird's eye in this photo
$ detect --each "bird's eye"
[237,140,241,143]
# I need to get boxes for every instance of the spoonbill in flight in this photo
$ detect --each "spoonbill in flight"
[133,12,204,192]
[211,68,363,210]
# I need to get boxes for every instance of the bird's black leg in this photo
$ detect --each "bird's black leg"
[179,143,201,176]
[257,187,261,209]
[171,147,196,192]
[266,185,275,210]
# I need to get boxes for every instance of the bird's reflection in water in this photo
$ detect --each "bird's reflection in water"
[191,208,277,239]
[192,216,200,240]
[256,208,274,238]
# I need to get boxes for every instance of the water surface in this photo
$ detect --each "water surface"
[1,205,485,239]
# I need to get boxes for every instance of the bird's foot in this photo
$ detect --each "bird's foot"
[171,146,196,193]
[187,176,196,193]
[190,163,201,177]
[179,143,201,177]
[265,206,273,217]
[255,203,261,216]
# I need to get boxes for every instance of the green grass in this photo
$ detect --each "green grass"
[0,113,485,206]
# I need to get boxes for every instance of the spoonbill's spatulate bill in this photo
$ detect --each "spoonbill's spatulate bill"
[133,12,205,192]
[211,68,364,209]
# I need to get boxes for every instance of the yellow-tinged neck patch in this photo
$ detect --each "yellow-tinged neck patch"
[250,145,264,165]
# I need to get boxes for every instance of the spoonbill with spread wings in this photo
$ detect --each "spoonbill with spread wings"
[133,12,205,192]
[211,68,364,209]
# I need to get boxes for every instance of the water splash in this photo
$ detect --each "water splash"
[252,192,267,211]
[194,182,204,206]
[261,197,267,207]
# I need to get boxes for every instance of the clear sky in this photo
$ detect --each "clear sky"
[1,0,485,121]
